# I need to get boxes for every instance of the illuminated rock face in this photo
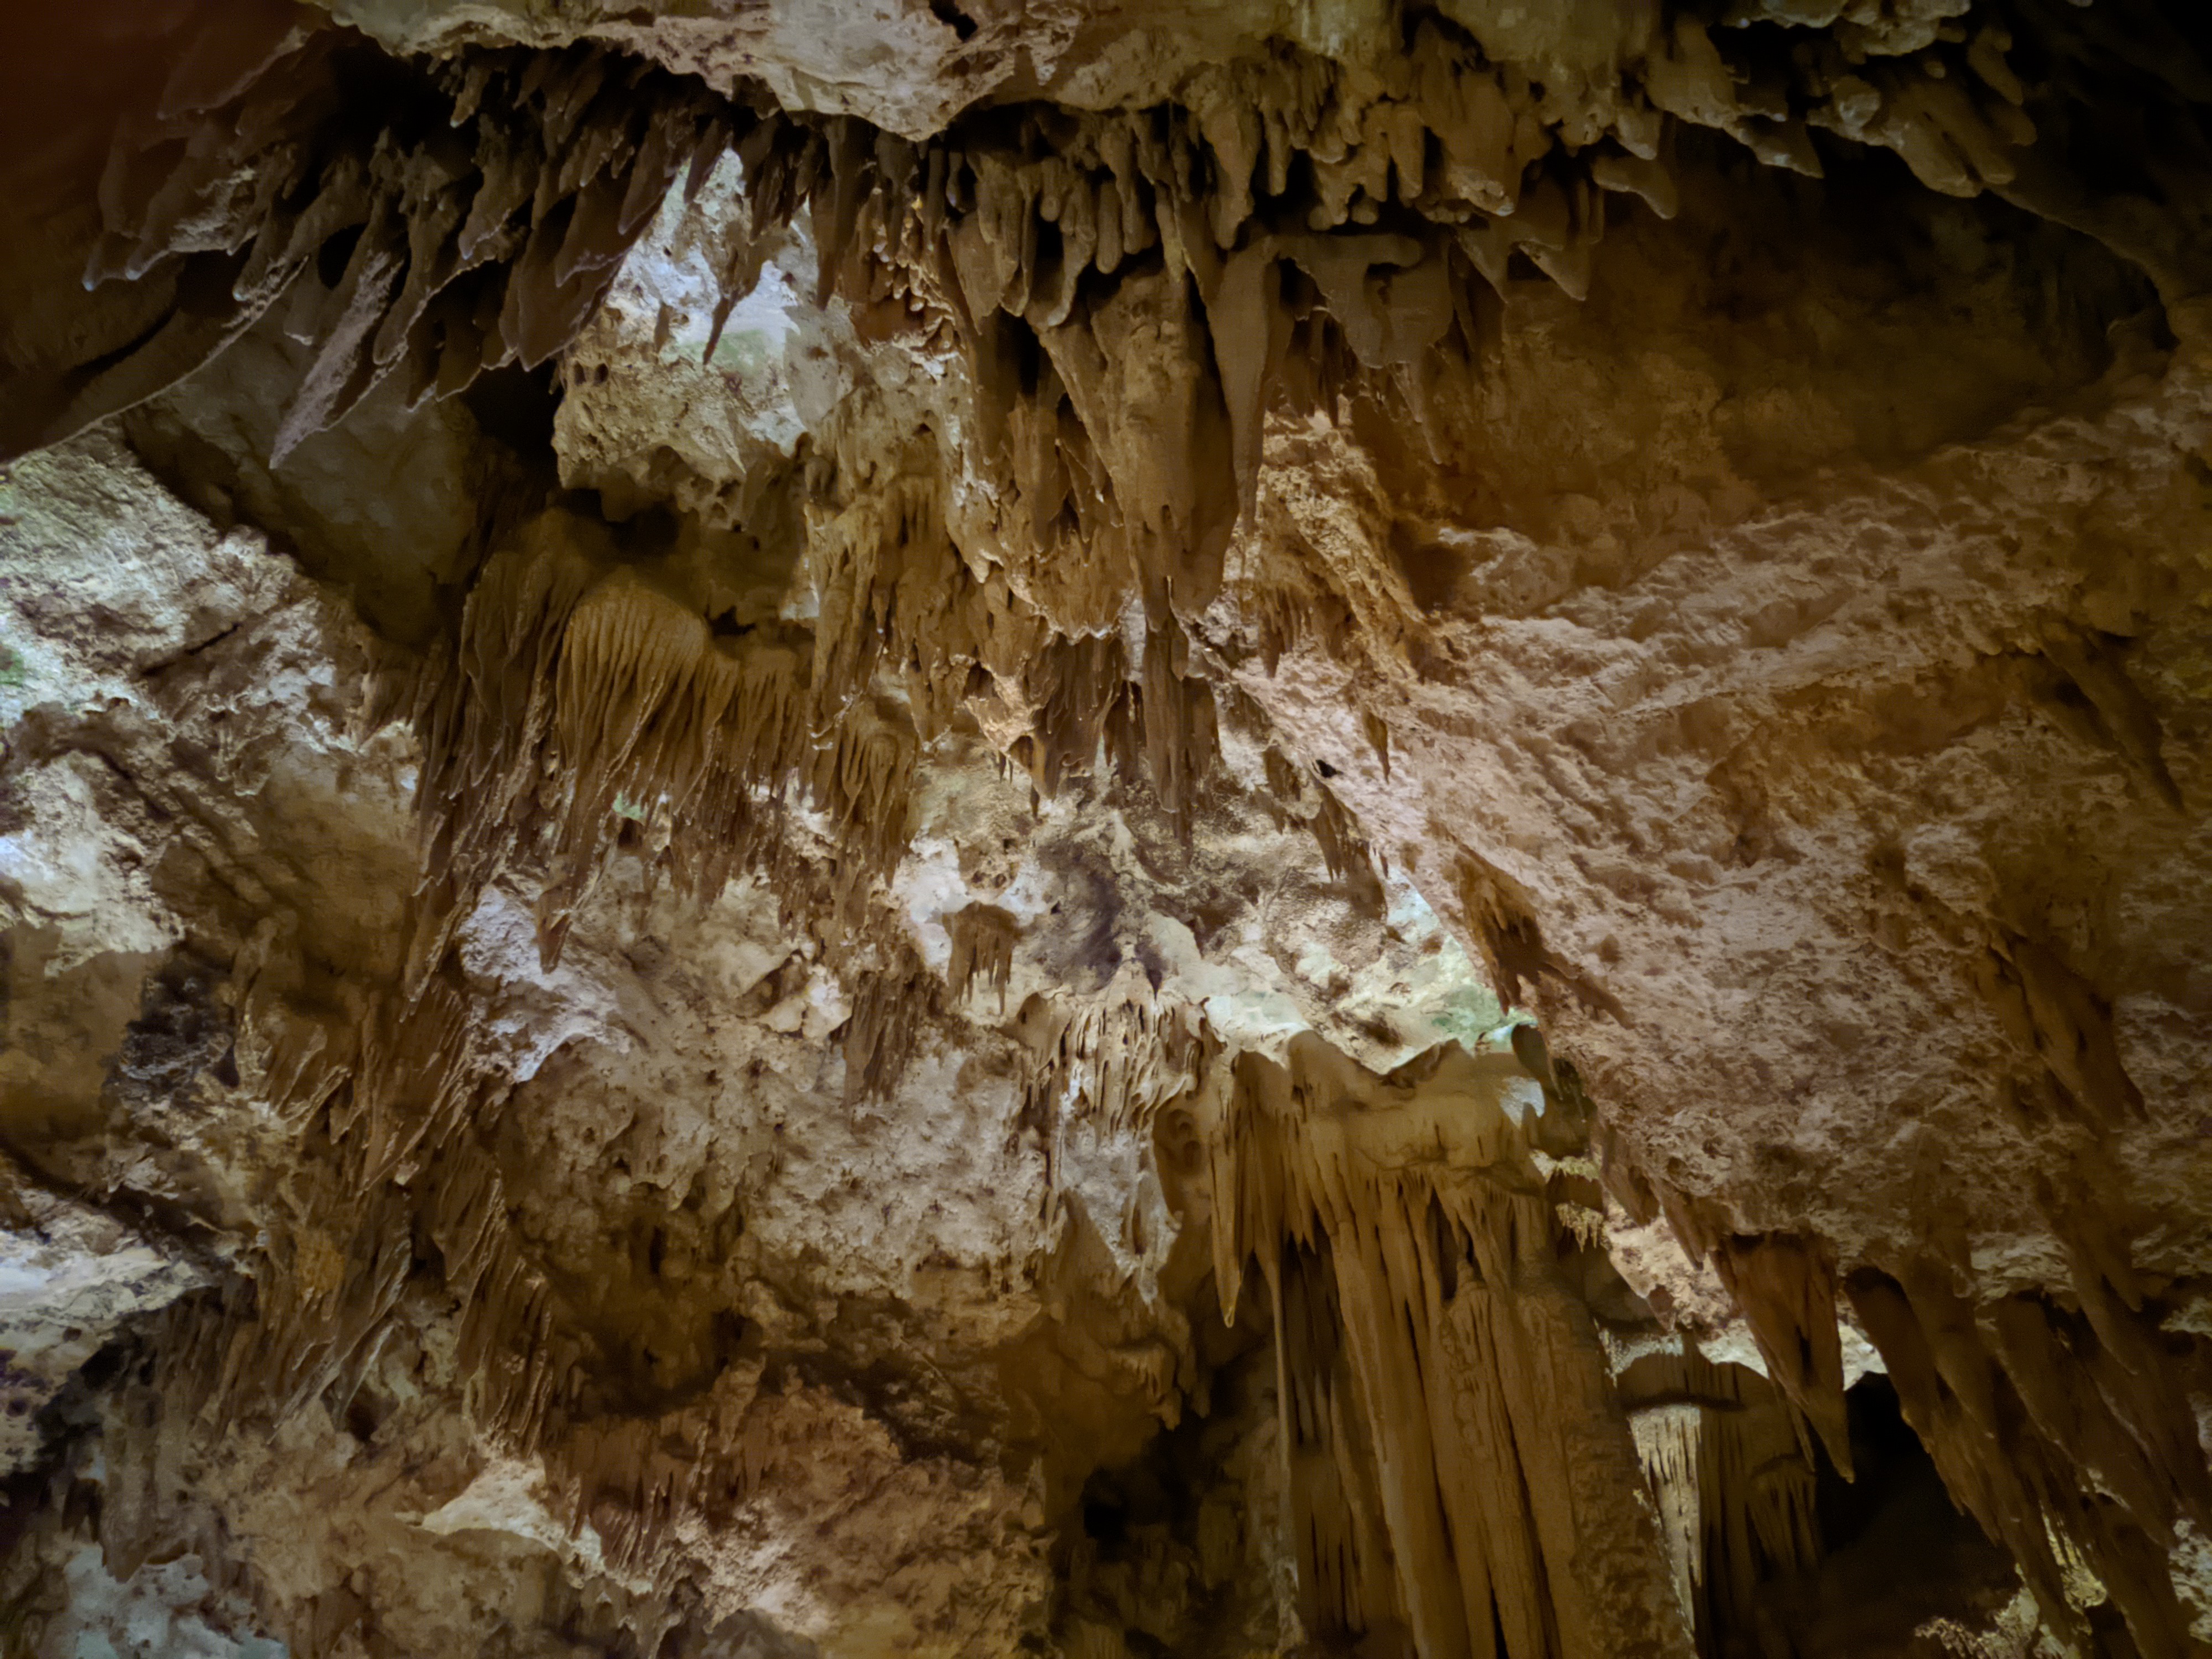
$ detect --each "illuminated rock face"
[2,4,2211,1656]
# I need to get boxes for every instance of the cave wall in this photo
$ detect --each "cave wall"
[3,3,2211,1657]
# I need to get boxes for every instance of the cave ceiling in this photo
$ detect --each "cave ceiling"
[2,1,2211,1656]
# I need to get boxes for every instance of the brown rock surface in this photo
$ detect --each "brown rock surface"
[3,2,2211,1656]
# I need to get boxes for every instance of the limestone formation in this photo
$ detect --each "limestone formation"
[2,2,2210,1656]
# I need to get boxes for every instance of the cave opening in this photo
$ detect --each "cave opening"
[1749,1374,2025,1658]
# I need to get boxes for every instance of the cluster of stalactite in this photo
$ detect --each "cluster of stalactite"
[395,504,913,978]
[946,901,1021,1008]
[123,914,843,1658]
[11,0,2207,623]
[1618,1348,1825,1651]
[35,0,2188,904]
[993,1000,1863,1658]
[1176,1031,1850,1659]
[114,865,1879,1659]
[374,426,1380,1159]
[19,0,2208,472]
[721,0,2212,543]
[2,20,735,461]
[18,3,2212,1653]
[14,0,2202,947]
[1637,1183,2212,1655]
[388,477,1261,1024]
[666,0,2212,983]
[1846,1254,2212,1653]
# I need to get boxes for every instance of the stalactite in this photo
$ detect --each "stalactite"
[946,902,1020,1010]
[4,36,736,462]
[1617,1348,1824,1649]
[701,0,2167,703]
[1630,1402,1704,1627]
[1974,928,2149,1124]
[149,938,810,1627]
[541,561,818,959]
[839,946,938,1107]
[1258,748,1388,912]
[397,503,917,985]
[1021,994,1215,1219]
[1709,1233,1853,1479]
[1845,1251,2212,1656]
[22,12,2206,1655]
[1196,1036,1693,1658]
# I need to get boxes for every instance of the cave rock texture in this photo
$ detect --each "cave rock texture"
[3,1,2212,1655]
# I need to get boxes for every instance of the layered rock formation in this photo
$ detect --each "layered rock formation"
[2,2,2210,1655]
